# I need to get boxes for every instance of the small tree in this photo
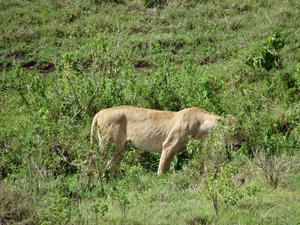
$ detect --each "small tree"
[245,31,284,71]
[108,185,130,218]
[253,148,292,189]
[188,121,244,216]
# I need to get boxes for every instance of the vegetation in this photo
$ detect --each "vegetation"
[1,0,299,224]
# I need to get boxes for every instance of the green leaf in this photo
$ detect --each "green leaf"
[263,48,278,71]
[265,32,285,50]
[245,57,255,68]
[253,57,263,68]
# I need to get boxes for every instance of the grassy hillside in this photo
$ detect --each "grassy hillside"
[0,0,299,224]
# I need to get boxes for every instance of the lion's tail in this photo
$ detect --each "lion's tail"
[90,115,98,147]
[84,114,98,166]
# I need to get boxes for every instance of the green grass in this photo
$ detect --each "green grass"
[1,0,300,224]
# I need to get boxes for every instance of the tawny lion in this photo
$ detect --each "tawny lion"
[89,106,245,174]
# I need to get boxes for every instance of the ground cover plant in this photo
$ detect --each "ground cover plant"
[1,0,300,224]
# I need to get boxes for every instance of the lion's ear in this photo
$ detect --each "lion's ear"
[226,114,234,120]
[218,117,226,126]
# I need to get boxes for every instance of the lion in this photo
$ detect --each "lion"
[89,106,245,175]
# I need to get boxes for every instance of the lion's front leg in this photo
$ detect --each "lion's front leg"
[158,126,187,175]
[157,149,176,175]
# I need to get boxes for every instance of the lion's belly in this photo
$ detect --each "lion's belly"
[131,139,163,152]
[127,129,166,152]
[125,118,173,152]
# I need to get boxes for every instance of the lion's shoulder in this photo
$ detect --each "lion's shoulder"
[178,107,220,120]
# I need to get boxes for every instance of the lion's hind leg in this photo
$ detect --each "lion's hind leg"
[103,129,127,176]
[107,149,123,172]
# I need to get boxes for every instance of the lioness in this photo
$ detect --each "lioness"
[90,106,245,175]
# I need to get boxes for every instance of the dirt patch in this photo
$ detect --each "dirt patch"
[37,62,56,74]
[0,60,56,74]
[134,60,152,70]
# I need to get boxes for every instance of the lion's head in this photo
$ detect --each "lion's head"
[221,115,246,149]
